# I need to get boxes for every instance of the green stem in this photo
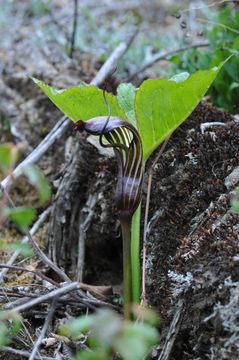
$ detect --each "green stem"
[131,203,141,304]
[121,218,132,319]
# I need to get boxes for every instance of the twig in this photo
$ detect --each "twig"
[1,116,69,190]
[91,27,137,86]
[0,264,59,287]
[77,193,99,281]
[29,301,56,360]
[180,0,239,14]
[69,0,79,58]
[158,299,184,360]
[0,29,137,191]
[1,288,114,310]
[0,206,51,283]
[9,281,80,313]
[141,137,171,304]
[196,17,239,35]
[125,42,209,82]
[0,346,55,360]
[26,227,71,282]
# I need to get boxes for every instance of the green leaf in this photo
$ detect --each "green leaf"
[59,316,94,339]
[22,164,51,205]
[76,351,100,360]
[0,312,21,346]
[0,322,10,347]
[5,242,34,257]
[135,61,225,160]
[4,207,36,230]
[117,83,137,127]
[0,144,13,173]
[33,61,228,163]
[115,323,159,360]
[32,77,126,122]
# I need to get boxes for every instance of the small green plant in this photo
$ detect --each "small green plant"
[33,60,225,317]
[60,307,159,360]
[170,6,239,113]
[0,311,21,348]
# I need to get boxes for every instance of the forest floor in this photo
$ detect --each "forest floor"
[0,1,239,359]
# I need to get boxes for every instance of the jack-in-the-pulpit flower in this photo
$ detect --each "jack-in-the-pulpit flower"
[75,116,144,318]
[75,116,144,221]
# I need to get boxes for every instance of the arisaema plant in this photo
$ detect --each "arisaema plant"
[33,61,226,318]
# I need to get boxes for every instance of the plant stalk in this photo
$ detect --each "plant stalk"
[121,217,132,319]
[131,204,141,304]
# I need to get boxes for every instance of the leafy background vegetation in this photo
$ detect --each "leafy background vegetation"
[169,6,239,113]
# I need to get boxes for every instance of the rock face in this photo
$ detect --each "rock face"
[144,102,239,359]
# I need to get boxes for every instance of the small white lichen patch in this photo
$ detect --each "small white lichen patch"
[204,277,239,349]
[168,270,193,297]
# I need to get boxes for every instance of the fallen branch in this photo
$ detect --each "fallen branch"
[9,281,80,314]
[29,301,56,360]
[1,286,115,311]
[91,27,137,86]
[197,17,239,35]
[0,264,59,287]
[126,42,209,82]
[158,299,184,360]
[69,0,79,58]
[77,192,99,282]
[180,0,239,14]
[0,346,55,360]
[1,116,69,190]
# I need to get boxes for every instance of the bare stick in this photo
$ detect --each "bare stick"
[29,301,56,360]
[9,282,80,313]
[77,192,98,281]
[196,17,239,35]
[69,0,79,58]
[126,42,209,82]
[0,346,55,360]
[158,299,184,360]
[0,264,59,287]
[1,116,69,190]
[26,227,71,282]
[91,27,137,86]
[141,137,171,303]
[180,0,239,14]
[0,206,51,283]
[0,29,137,191]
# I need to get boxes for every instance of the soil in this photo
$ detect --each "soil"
[0,1,239,360]
[145,103,239,359]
